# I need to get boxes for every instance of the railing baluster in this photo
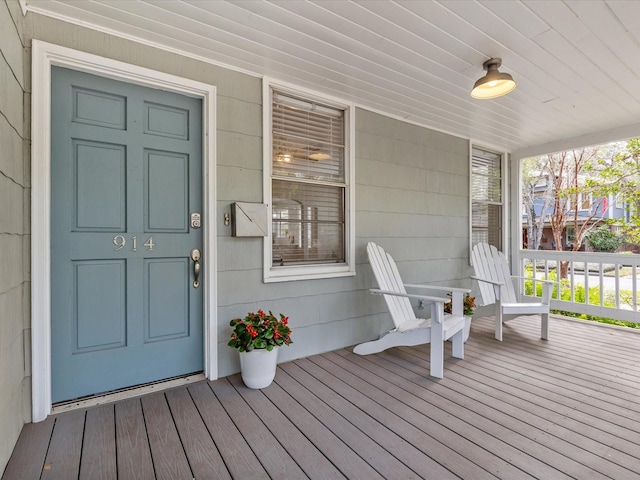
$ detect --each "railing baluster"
[633,265,638,312]
[569,260,575,303]
[584,261,589,306]
[599,263,604,307]
[614,264,620,309]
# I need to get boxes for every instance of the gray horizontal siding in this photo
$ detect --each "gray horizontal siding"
[0,0,27,474]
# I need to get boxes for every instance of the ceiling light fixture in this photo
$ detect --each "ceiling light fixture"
[470,58,516,99]
[276,153,292,162]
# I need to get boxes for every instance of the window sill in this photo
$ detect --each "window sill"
[264,264,355,283]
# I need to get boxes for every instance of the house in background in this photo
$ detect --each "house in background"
[523,180,636,252]
[3,0,640,473]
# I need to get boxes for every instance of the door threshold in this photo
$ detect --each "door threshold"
[52,372,206,415]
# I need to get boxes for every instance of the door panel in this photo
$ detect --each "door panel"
[144,102,189,139]
[72,86,126,129]
[145,150,188,231]
[74,260,126,351]
[51,66,203,403]
[74,140,126,231]
[145,258,190,341]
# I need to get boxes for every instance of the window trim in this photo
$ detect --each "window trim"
[578,192,592,211]
[262,79,355,282]
[615,193,623,209]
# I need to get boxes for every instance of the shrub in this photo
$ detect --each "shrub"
[586,226,622,252]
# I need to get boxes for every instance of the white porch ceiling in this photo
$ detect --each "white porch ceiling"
[25,0,640,155]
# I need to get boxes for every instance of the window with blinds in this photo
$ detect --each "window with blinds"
[471,146,503,250]
[270,90,347,268]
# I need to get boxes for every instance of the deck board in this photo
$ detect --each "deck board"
[2,416,54,480]
[307,354,492,479]
[3,314,640,480]
[228,373,345,479]
[115,398,155,480]
[384,347,617,479]
[260,374,385,480]
[79,404,116,480]
[335,348,566,479]
[454,351,640,475]
[187,381,268,479]
[165,387,231,480]
[285,359,452,479]
[276,364,414,479]
[328,350,536,480]
[208,374,307,479]
[41,409,84,480]
[140,393,193,480]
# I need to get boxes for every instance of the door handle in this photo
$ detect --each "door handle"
[190,248,201,288]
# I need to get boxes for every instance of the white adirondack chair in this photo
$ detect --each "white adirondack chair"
[353,242,470,378]
[471,243,552,341]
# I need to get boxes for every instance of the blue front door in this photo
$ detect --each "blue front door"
[50,67,204,403]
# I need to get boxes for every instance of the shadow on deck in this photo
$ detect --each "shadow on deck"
[4,315,640,479]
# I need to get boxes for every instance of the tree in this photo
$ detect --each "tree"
[522,139,640,269]
[547,148,605,256]
[521,157,553,250]
[590,138,640,244]
[522,147,606,277]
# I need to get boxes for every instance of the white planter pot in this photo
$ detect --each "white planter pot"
[239,348,279,389]
[463,316,472,342]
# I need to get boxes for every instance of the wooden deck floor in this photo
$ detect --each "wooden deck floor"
[4,314,640,480]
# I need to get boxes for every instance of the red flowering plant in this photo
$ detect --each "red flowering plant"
[443,293,476,316]
[228,310,292,352]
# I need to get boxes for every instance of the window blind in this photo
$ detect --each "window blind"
[472,147,503,250]
[471,147,502,203]
[272,93,344,183]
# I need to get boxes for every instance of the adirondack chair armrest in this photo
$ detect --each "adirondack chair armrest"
[469,275,504,287]
[511,276,554,304]
[510,275,554,284]
[470,274,506,302]
[369,288,449,304]
[404,284,471,317]
[370,288,451,325]
[404,284,471,293]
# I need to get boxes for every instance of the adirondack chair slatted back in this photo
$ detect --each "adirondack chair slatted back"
[471,243,518,305]
[367,242,415,329]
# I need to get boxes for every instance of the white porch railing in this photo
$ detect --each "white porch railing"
[515,249,640,324]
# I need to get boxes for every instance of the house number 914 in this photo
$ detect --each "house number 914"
[113,235,155,251]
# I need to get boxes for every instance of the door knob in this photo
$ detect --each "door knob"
[190,248,201,288]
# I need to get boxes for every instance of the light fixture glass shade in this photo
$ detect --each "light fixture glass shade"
[471,58,516,99]
[309,152,332,161]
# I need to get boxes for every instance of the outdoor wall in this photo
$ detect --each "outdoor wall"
[21,10,473,396]
[0,0,29,472]
[216,111,473,375]
[356,109,472,332]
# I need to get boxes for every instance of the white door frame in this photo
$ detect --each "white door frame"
[31,40,218,422]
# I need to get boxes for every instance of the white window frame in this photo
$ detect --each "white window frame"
[615,193,623,209]
[262,79,355,282]
[470,143,507,253]
[578,192,592,211]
